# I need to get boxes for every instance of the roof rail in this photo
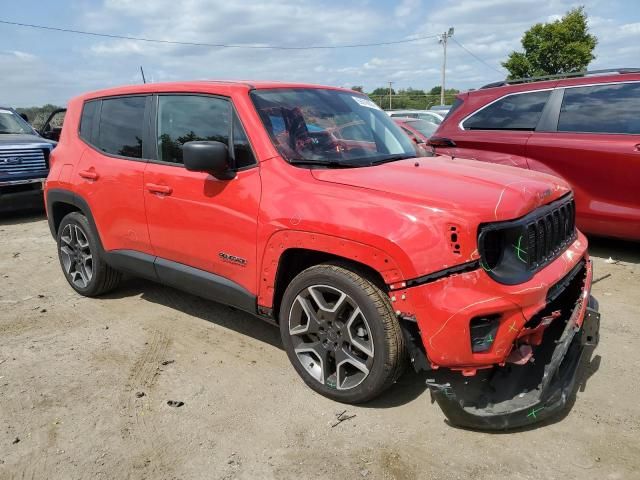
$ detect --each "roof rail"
[480,68,640,89]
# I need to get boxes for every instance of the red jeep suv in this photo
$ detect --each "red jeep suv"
[431,68,640,241]
[45,81,600,429]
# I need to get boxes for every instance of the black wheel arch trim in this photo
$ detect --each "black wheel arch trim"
[46,189,104,250]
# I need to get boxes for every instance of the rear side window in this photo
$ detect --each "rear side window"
[558,83,640,134]
[157,95,230,165]
[97,96,146,158]
[79,100,98,142]
[463,91,551,130]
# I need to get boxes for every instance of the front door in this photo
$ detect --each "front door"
[143,94,261,296]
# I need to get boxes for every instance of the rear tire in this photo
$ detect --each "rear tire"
[56,212,121,296]
[279,264,405,403]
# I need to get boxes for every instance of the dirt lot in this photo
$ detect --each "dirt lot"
[1,210,639,480]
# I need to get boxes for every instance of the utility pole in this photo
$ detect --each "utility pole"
[388,81,394,110]
[438,27,454,105]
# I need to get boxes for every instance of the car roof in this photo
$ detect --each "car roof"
[470,69,640,98]
[76,80,359,102]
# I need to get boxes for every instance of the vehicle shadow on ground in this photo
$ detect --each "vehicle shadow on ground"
[360,369,431,408]
[103,276,432,407]
[0,208,45,226]
[103,276,283,350]
[587,235,640,264]
[445,347,602,434]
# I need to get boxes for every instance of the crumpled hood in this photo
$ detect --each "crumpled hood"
[311,155,570,223]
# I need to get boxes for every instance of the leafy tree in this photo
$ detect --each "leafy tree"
[503,7,597,79]
[15,104,64,130]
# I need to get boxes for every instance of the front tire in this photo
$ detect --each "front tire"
[279,264,405,403]
[57,212,121,296]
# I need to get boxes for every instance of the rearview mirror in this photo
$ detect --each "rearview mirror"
[183,141,235,180]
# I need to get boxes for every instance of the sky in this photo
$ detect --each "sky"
[1,0,639,107]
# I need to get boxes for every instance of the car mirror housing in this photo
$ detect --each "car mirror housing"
[183,141,236,180]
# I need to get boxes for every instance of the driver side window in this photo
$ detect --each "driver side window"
[157,95,230,165]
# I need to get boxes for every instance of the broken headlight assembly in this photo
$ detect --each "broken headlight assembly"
[478,194,577,285]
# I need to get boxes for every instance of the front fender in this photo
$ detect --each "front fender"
[257,229,407,308]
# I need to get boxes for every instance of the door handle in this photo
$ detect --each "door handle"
[634,144,640,152]
[145,183,173,195]
[78,169,99,180]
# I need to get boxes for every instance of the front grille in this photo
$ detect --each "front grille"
[0,148,47,176]
[525,198,576,270]
[478,193,577,285]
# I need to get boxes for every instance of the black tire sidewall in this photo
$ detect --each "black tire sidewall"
[56,212,104,296]
[279,266,396,403]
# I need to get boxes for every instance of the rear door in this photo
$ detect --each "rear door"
[450,90,552,168]
[526,82,640,238]
[143,93,261,296]
[74,95,153,254]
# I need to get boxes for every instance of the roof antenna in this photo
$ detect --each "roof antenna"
[140,66,147,84]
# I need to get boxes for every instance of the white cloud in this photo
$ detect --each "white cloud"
[2,0,638,106]
[395,0,421,18]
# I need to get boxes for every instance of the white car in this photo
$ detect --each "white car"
[386,110,444,125]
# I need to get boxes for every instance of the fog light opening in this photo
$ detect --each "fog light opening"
[470,314,501,353]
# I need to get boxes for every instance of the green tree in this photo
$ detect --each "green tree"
[503,7,597,79]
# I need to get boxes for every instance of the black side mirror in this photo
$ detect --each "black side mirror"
[183,141,235,180]
[19,113,29,122]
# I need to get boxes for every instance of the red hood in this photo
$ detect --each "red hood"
[311,155,571,222]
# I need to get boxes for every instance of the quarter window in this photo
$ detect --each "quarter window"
[463,91,551,131]
[79,100,98,143]
[558,83,640,134]
[157,95,230,165]
[232,111,257,168]
[96,96,146,158]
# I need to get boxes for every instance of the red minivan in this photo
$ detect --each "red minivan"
[431,69,640,241]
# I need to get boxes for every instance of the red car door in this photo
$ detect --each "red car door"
[526,82,640,240]
[73,95,153,253]
[143,94,261,295]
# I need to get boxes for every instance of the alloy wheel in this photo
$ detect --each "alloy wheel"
[288,284,374,390]
[59,223,93,289]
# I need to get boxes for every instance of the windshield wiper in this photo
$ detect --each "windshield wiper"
[288,158,369,168]
[369,154,415,165]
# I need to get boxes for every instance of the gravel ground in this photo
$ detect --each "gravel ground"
[1,210,639,480]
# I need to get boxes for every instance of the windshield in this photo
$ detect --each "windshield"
[0,109,32,134]
[250,89,416,166]
[408,119,438,138]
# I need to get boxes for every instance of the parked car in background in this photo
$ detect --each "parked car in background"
[392,117,437,156]
[387,109,444,124]
[0,106,57,211]
[429,105,451,115]
[45,80,599,429]
[431,68,640,241]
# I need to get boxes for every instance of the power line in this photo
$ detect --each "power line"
[0,19,439,50]
[451,37,505,75]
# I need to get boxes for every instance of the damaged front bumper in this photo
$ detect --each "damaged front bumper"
[427,295,600,430]
[393,233,600,430]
